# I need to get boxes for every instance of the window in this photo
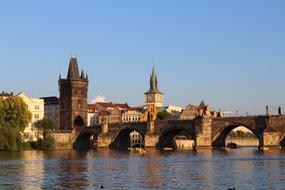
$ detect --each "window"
[35,105,40,110]
[35,114,39,119]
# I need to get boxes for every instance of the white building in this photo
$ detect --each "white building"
[87,104,99,126]
[163,105,183,113]
[122,107,143,123]
[130,130,143,148]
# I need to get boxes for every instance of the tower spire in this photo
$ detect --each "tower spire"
[149,67,159,93]
[144,66,164,108]
[81,69,85,79]
[67,57,80,79]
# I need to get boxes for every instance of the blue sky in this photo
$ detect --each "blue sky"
[0,1,284,115]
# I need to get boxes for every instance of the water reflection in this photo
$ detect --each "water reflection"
[1,148,285,189]
[143,149,163,189]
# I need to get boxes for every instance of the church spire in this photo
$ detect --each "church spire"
[67,57,80,79]
[148,67,160,93]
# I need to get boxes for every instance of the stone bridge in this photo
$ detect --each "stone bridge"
[70,115,285,150]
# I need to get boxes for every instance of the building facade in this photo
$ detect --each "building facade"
[129,130,143,148]
[144,68,164,108]
[87,104,99,126]
[88,102,129,125]
[122,107,143,123]
[17,92,44,141]
[41,96,59,127]
[140,104,158,122]
[161,105,183,120]
[58,57,88,130]
[180,100,223,120]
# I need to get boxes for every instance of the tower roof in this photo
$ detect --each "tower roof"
[146,67,162,94]
[199,100,208,107]
[67,57,80,79]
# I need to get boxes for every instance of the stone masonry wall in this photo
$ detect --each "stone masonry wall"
[52,132,75,150]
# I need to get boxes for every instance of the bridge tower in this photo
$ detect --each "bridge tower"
[58,57,89,130]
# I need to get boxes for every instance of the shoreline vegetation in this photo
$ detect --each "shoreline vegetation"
[0,97,57,151]
[228,130,258,139]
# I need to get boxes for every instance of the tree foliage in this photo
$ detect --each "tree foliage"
[36,117,58,132]
[0,97,32,151]
[228,130,258,139]
[157,110,172,120]
[35,118,57,150]
[0,96,32,131]
[0,126,23,151]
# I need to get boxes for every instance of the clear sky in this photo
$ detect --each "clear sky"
[0,1,285,115]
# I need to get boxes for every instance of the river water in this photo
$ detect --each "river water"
[1,148,285,190]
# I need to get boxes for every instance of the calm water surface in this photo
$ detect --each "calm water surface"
[1,148,285,190]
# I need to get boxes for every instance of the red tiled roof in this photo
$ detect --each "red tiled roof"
[88,104,99,113]
[96,102,129,109]
[127,107,144,112]
[113,103,129,109]
[191,105,207,110]
[99,110,110,116]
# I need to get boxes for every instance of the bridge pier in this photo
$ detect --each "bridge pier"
[196,117,212,148]
[97,119,112,148]
[263,131,280,148]
[262,117,281,148]
[52,131,76,150]
[145,120,159,147]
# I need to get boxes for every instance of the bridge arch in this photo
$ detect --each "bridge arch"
[109,125,147,150]
[212,124,261,148]
[73,132,95,150]
[157,125,196,150]
[74,115,85,127]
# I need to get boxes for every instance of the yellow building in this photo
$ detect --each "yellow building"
[140,104,158,122]
[0,92,44,142]
[17,92,44,141]
[122,107,143,123]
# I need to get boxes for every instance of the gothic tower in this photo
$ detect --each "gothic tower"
[144,67,164,108]
[58,57,88,130]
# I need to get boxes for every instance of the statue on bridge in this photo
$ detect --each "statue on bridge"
[278,107,282,116]
[266,105,269,116]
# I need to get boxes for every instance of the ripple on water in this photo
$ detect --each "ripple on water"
[1,149,285,189]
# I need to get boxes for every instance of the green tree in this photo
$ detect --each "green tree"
[0,126,23,151]
[35,118,57,150]
[0,96,32,151]
[36,117,58,132]
[157,110,172,120]
[0,96,32,131]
